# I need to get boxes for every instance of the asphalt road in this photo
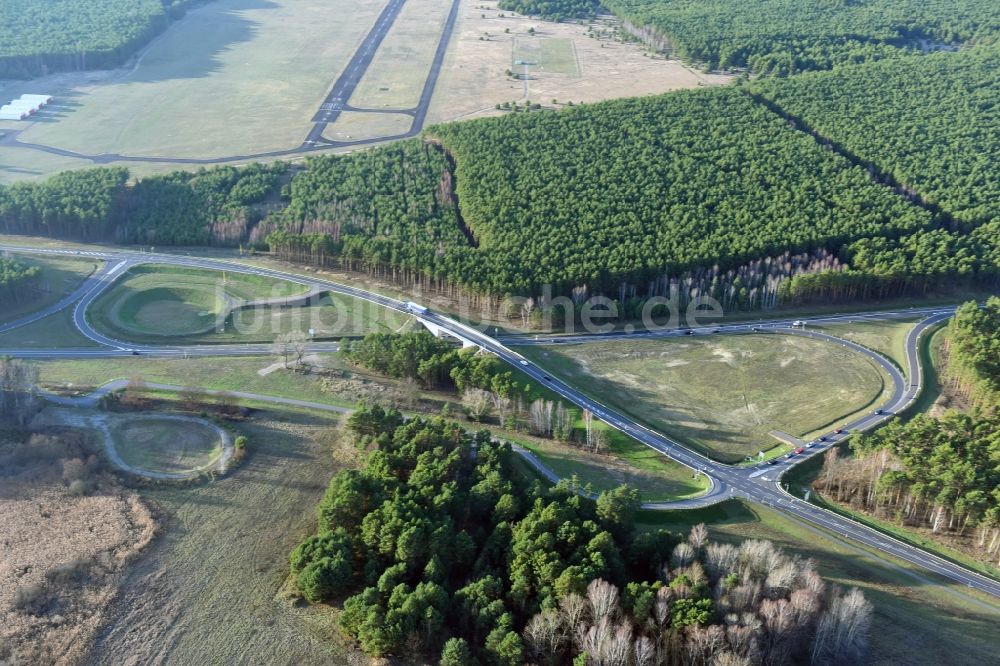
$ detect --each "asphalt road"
[3,243,999,599]
[0,0,463,164]
[306,0,409,142]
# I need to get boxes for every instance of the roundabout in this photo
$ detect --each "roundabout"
[108,415,229,478]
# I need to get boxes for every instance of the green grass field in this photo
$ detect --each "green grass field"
[638,500,1000,666]
[813,317,920,377]
[522,334,892,463]
[0,146,95,184]
[0,308,101,348]
[512,435,707,501]
[0,254,99,324]
[36,353,706,502]
[109,416,222,475]
[906,323,951,416]
[85,264,410,344]
[16,0,384,161]
[512,37,579,75]
[348,0,452,110]
[89,264,304,342]
[38,355,342,404]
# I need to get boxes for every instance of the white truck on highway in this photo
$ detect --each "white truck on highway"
[405,301,428,315]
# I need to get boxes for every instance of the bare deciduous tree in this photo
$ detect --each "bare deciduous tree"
[704,542,739,581]
[122,376,146,408]
[811,587,873,665]
[0,356,39,424]
[559,592,589,635]
[587,579,619,621]
[671,542,696,570]
[462,388,493,422]
[633,635,655,666]
[689,523,709,551]
[272,330,309,369]
[523,608,567,660]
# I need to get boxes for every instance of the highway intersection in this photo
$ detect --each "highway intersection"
[2,243,998,599]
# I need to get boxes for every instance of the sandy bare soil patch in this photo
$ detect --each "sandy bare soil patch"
[427,0,733,124]
[0,431,155,665]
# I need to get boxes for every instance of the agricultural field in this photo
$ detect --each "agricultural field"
[0,146,94,185]
[638,501,1000,666]
[82,409,356,664]
[9,0,384,160]
[348,0,453,111]
[426,2,732,125]
[512,37,580,75]
[37,355,347,405]
[0,253,97,324]
[522,333,892,462]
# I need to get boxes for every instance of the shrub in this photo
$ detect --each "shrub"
[11,583,43,612]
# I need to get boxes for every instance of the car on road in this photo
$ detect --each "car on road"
[751,327,760,332]
[131,350,141,356]
[519,360,528,365]
[819,436,828,442]
[792,320,806,327]
[542,376,552,382]
[794,447,805,455]
[767,460,778,465]
[834,428,845,434]
[874,408,885,415]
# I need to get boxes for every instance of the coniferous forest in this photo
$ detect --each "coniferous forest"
[497,0,596,22]
[1,3,998,314]
[0,0,201,78]
[0,258,41,307]
[602,0,1000,75]
[293,405,874,664]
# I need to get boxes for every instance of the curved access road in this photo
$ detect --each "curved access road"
[0,255,124,335]
[3,243,998,598]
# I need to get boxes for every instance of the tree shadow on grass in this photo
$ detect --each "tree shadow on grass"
[122,0,281,86]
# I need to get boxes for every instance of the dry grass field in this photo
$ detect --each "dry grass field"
[83,410,356,664]
[348,0,454,110]
[523,334,892,462]
[110,417,223,476]
[9,0,383,160]
[322,111,414,142]
[427,0,733,124]
[0,431,156,665]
